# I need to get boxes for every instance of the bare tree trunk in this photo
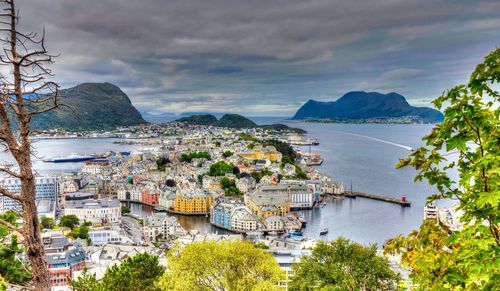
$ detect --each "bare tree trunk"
[19,152,50,290]
[0,0,61,289]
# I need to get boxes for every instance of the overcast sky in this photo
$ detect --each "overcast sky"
[14,0,500,117]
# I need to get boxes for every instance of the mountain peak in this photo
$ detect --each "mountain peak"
[292,91,443,123]
[32,82,146,130]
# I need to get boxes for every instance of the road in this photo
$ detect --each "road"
[122,216,144,243]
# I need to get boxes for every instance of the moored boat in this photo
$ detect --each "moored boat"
[289,230,303,236]
[320,228,329,235]
[44,153,95,163]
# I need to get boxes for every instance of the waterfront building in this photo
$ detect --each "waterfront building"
[143,213,185,242]
[239,145,282,162]
[211,200,234,230]
[245,185,291,220]
[263,215,285,231]
[141,191,160,205]
[0,176,56,213]
[64,198,121,225]
[171,190,213,214]
[231,206,259,232]
[287,184,315,209]
[159,187,177,209]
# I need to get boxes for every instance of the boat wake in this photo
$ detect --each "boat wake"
[335,131,414,151]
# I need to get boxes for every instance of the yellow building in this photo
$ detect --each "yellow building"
[172,191,213,215]
[239,145,282,162]
[244,185,290,220]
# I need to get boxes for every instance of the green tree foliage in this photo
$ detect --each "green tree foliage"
[70,268,100,291]
[250,167,273,183]
[220,177,242,197]
[265,139,297,161]
[59,214,80,230]
[156,156,169,171]
[0,210,18,238]
[209,161,234,176]
[72,252,164,291]
[291,238,399,290]
[40,217,55,229]
[71,225,89,240]
[239,133,259,142]
[280,155,294,168]
[222,150,234,158]
[295,166,309,180]
[180,151,211,162]
[198,173,205,184]
[385,48,500,289]
[158,240,285,290]
[0,274,7,291]
[0,235,31,285]
[121,205,131,215]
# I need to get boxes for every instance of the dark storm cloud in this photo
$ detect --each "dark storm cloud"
[11,0,500,116]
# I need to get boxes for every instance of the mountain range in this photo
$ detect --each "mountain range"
[32,83,146,130]
[292,91,443,123]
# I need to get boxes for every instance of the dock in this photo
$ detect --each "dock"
[342,191,411,207]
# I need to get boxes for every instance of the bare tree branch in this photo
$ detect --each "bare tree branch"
[0,186,22,202]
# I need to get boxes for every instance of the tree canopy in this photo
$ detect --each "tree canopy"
[180,151,211,162]
[158,240,285,290]
[59,215,80,230]
[71,252,164,291]
[208,161,235,176]
[40,217,55,230]
[385,48,499,289]
[291,238,399,290]
[220,177,242,197]
[0,235,31,285]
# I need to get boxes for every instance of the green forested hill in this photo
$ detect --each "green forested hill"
[31,83,146,130]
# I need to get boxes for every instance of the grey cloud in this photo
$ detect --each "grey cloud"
[7,0,500,116]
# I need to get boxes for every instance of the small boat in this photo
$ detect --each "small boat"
[289,230,303,236]
[320,228,329,235]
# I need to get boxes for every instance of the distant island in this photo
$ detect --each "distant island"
[177,113,306,133]
[32,83,147,131]
[292,91,444,123]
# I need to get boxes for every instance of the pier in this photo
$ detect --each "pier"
[341,191,411,207]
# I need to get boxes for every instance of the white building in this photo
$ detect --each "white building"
[0,176,56,213]
[143,213,185,242]
[64,199,121,225]
[88,228,122,246]
[81,160,111,175]
[231,206,259,232]
[287,184,315,209]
